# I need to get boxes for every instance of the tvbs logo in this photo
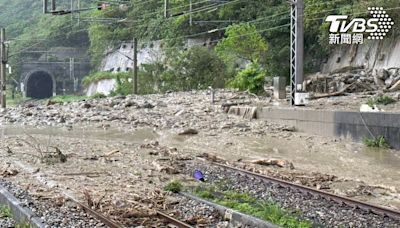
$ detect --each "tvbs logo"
[326,7,394,44]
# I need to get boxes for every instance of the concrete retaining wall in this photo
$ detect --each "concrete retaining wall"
[229,107,400,149]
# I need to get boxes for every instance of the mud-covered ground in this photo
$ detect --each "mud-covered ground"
[0,90,399,224]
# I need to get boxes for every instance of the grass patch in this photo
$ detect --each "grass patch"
[0,205,30,227]
[193,186,312,228]
[82,71,130,86]
[48,95,88,104]
[0,205,12,218]
[90,93,107,99]
[5,89,28,107]
[164,180,183,193]
[15,222,30,228]
[363,136,390,148]
[367,96,396,107]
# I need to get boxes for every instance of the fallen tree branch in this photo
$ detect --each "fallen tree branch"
[221,101,252,108]
[310,83,355,100]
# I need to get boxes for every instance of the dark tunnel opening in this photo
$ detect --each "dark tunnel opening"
[26,71,54,99]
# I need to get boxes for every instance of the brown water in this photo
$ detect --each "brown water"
[1,125,399,190]
[0,125,159,144]
[160,132,400,190]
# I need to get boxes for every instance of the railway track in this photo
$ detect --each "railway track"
[212,161,400,221]
[41,190,194,228]
[0,183,194,228]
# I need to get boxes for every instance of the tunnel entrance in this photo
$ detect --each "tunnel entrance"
[26,71,54,99]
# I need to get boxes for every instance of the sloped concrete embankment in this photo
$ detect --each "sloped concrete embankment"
[228,107,400,149]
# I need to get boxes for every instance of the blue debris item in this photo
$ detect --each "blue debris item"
[193,170,205,182]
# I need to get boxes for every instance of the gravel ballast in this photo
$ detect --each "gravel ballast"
[183,160,400,228]
[0,180,106,228]
[0,217,15,228]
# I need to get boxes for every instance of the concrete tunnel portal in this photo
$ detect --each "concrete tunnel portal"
[26,71,55,99]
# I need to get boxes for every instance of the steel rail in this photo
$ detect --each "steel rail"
[156,210,194,228]
[213,162,400,221]
[68,197,193,228]
[67,197,124,228]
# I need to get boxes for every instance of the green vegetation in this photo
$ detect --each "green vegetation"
[3,0,400,97]
[90,93,107,99]
[49,95,88,104]
[15,222,30,228]
[193,186,312,228]
[162,46,229,91]
[6,89,27,107]
[367,96,396,107]
[363,136,391,149]
[0,205,30,228]
[0,205,12,218]
[82,72,131,86]
[216,23,268,64]
[164,180,183,193]
[228,63,266,94]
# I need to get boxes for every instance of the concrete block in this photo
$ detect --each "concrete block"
[273,77,286,100]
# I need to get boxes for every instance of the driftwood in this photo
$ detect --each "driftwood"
[104,149,120,157]
[251,158,294,169]
[310,83,355,100]
[178,129,198,135]
[388,80,400,92]
[221,101,252,108]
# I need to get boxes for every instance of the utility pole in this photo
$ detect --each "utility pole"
[43,0,48,13]
[78,0,81,26]
[0,28,7,108]
[290,0,304,106]
[189,0,193,26]
[51,0,56,11]
[164,0,169,18]
[133,38,138,94]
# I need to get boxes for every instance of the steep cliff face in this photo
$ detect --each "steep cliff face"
[322,38,400,73]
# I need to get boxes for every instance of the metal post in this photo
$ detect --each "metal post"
[78,0,81,26]
[51,0,56,11]
[70,0,74,24]
[189,0,193,26]
[69,58,75,80]
[164,0,169,18]
[290,0,304,106]
[43,0,48,13]
[0,28,6,108]
[133,38,138,94]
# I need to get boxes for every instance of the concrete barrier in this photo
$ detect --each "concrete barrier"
[0,186,45,228]
[229,107,400,149]
[181,193,280,228]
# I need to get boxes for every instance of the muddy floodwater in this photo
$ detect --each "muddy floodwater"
[0,89,400,212]
[0,126,400,189]
[1,124,400,191]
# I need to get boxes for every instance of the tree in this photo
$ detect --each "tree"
[162,46,228,91]
[229,63,266,94]
[216,23,268,64]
